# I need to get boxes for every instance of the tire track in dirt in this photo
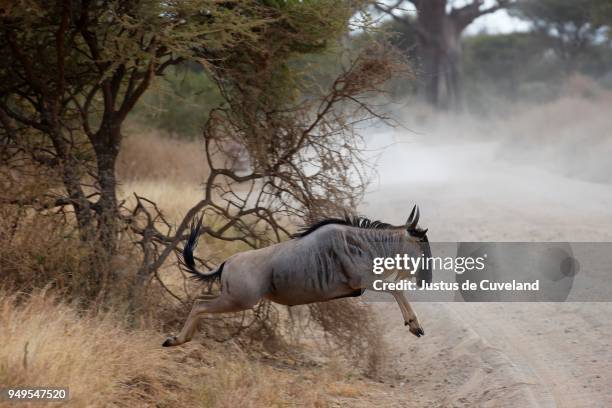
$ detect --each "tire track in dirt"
[359,132,612,407]
[366,301,548,407]
[449,303,612,407]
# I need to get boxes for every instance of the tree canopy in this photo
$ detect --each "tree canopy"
[1,0,399,299]
[512,0,612,67]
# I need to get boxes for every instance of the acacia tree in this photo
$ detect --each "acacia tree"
[0,0,354,284]
[132,43,404,278]
[1,0,266,261]
[1,2,403,360]
[127,44,402,363]
[375,0,512,108]
[127,6,405,283]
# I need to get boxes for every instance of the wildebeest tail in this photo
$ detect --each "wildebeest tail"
[179,215,224,283]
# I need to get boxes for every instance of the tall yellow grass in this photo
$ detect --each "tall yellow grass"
[117,128,209,223]
[118,128,208,185]
[0,291,352,407]
[0,291,192,407]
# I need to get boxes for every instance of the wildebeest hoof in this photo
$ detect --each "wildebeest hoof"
[412,327,425,337]
[405,321,425,337]
[162,336,178,347]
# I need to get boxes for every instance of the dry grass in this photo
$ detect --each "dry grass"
[0,209,131,301]
[326,382,365,398]
[0,291,354,407]
[193,352,330,408]
[1,125,390,406]
[119,179,205,223]
[493,85,612,184]
[117,127,208,185]
[117,127,208,224]
[0,290,193,407]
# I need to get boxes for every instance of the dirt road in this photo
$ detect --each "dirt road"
[359,130,612,407]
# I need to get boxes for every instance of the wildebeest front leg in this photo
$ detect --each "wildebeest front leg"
[162,296,247,347]
[388,291,424,338]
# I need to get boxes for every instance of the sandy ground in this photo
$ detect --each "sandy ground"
[356,129,612,407]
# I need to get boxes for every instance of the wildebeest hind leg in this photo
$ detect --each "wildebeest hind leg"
[162,295,250,347]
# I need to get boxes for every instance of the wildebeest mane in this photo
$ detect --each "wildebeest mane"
[294,215,394,238]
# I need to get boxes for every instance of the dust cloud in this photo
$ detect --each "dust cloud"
[363,91,612,242]
[356,90,612,407]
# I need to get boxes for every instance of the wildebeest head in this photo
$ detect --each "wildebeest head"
[406,205,432,287]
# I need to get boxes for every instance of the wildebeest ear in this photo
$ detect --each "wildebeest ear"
[411,228,428,239]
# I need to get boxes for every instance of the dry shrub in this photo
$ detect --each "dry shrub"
[110,44,401,376]
[0,207,140,303]
[307,299,387,377]
[0,290,340,408]
[0,157,61,207]
[0,208,92,294]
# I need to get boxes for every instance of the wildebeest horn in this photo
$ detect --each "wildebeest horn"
[406,205,420,230]
[407,205,416,224]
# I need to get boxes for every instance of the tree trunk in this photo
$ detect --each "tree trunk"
[442,22,463,110]
[95,149,118,250]
[85,118,121,292]
[61,156,95,236]
[414,0,470,110]
[417,0,446,107]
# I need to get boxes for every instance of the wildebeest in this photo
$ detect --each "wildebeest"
[163,206,432,347]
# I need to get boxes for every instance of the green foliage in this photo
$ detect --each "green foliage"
[0,0,358,152]
[512,0,612,63]
[132,65,222,138]
[209,0,354,110]
[461,1,612,110]
[462,30,612,112]
[512,0,609,29]
[128,0,358,137]
[463,32,559,100]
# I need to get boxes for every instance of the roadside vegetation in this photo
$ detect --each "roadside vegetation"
[1,0,611,405]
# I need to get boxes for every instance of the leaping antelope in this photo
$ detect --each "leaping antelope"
[163,206,431,347]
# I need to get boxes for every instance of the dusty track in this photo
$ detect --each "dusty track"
[359,131,612,407]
